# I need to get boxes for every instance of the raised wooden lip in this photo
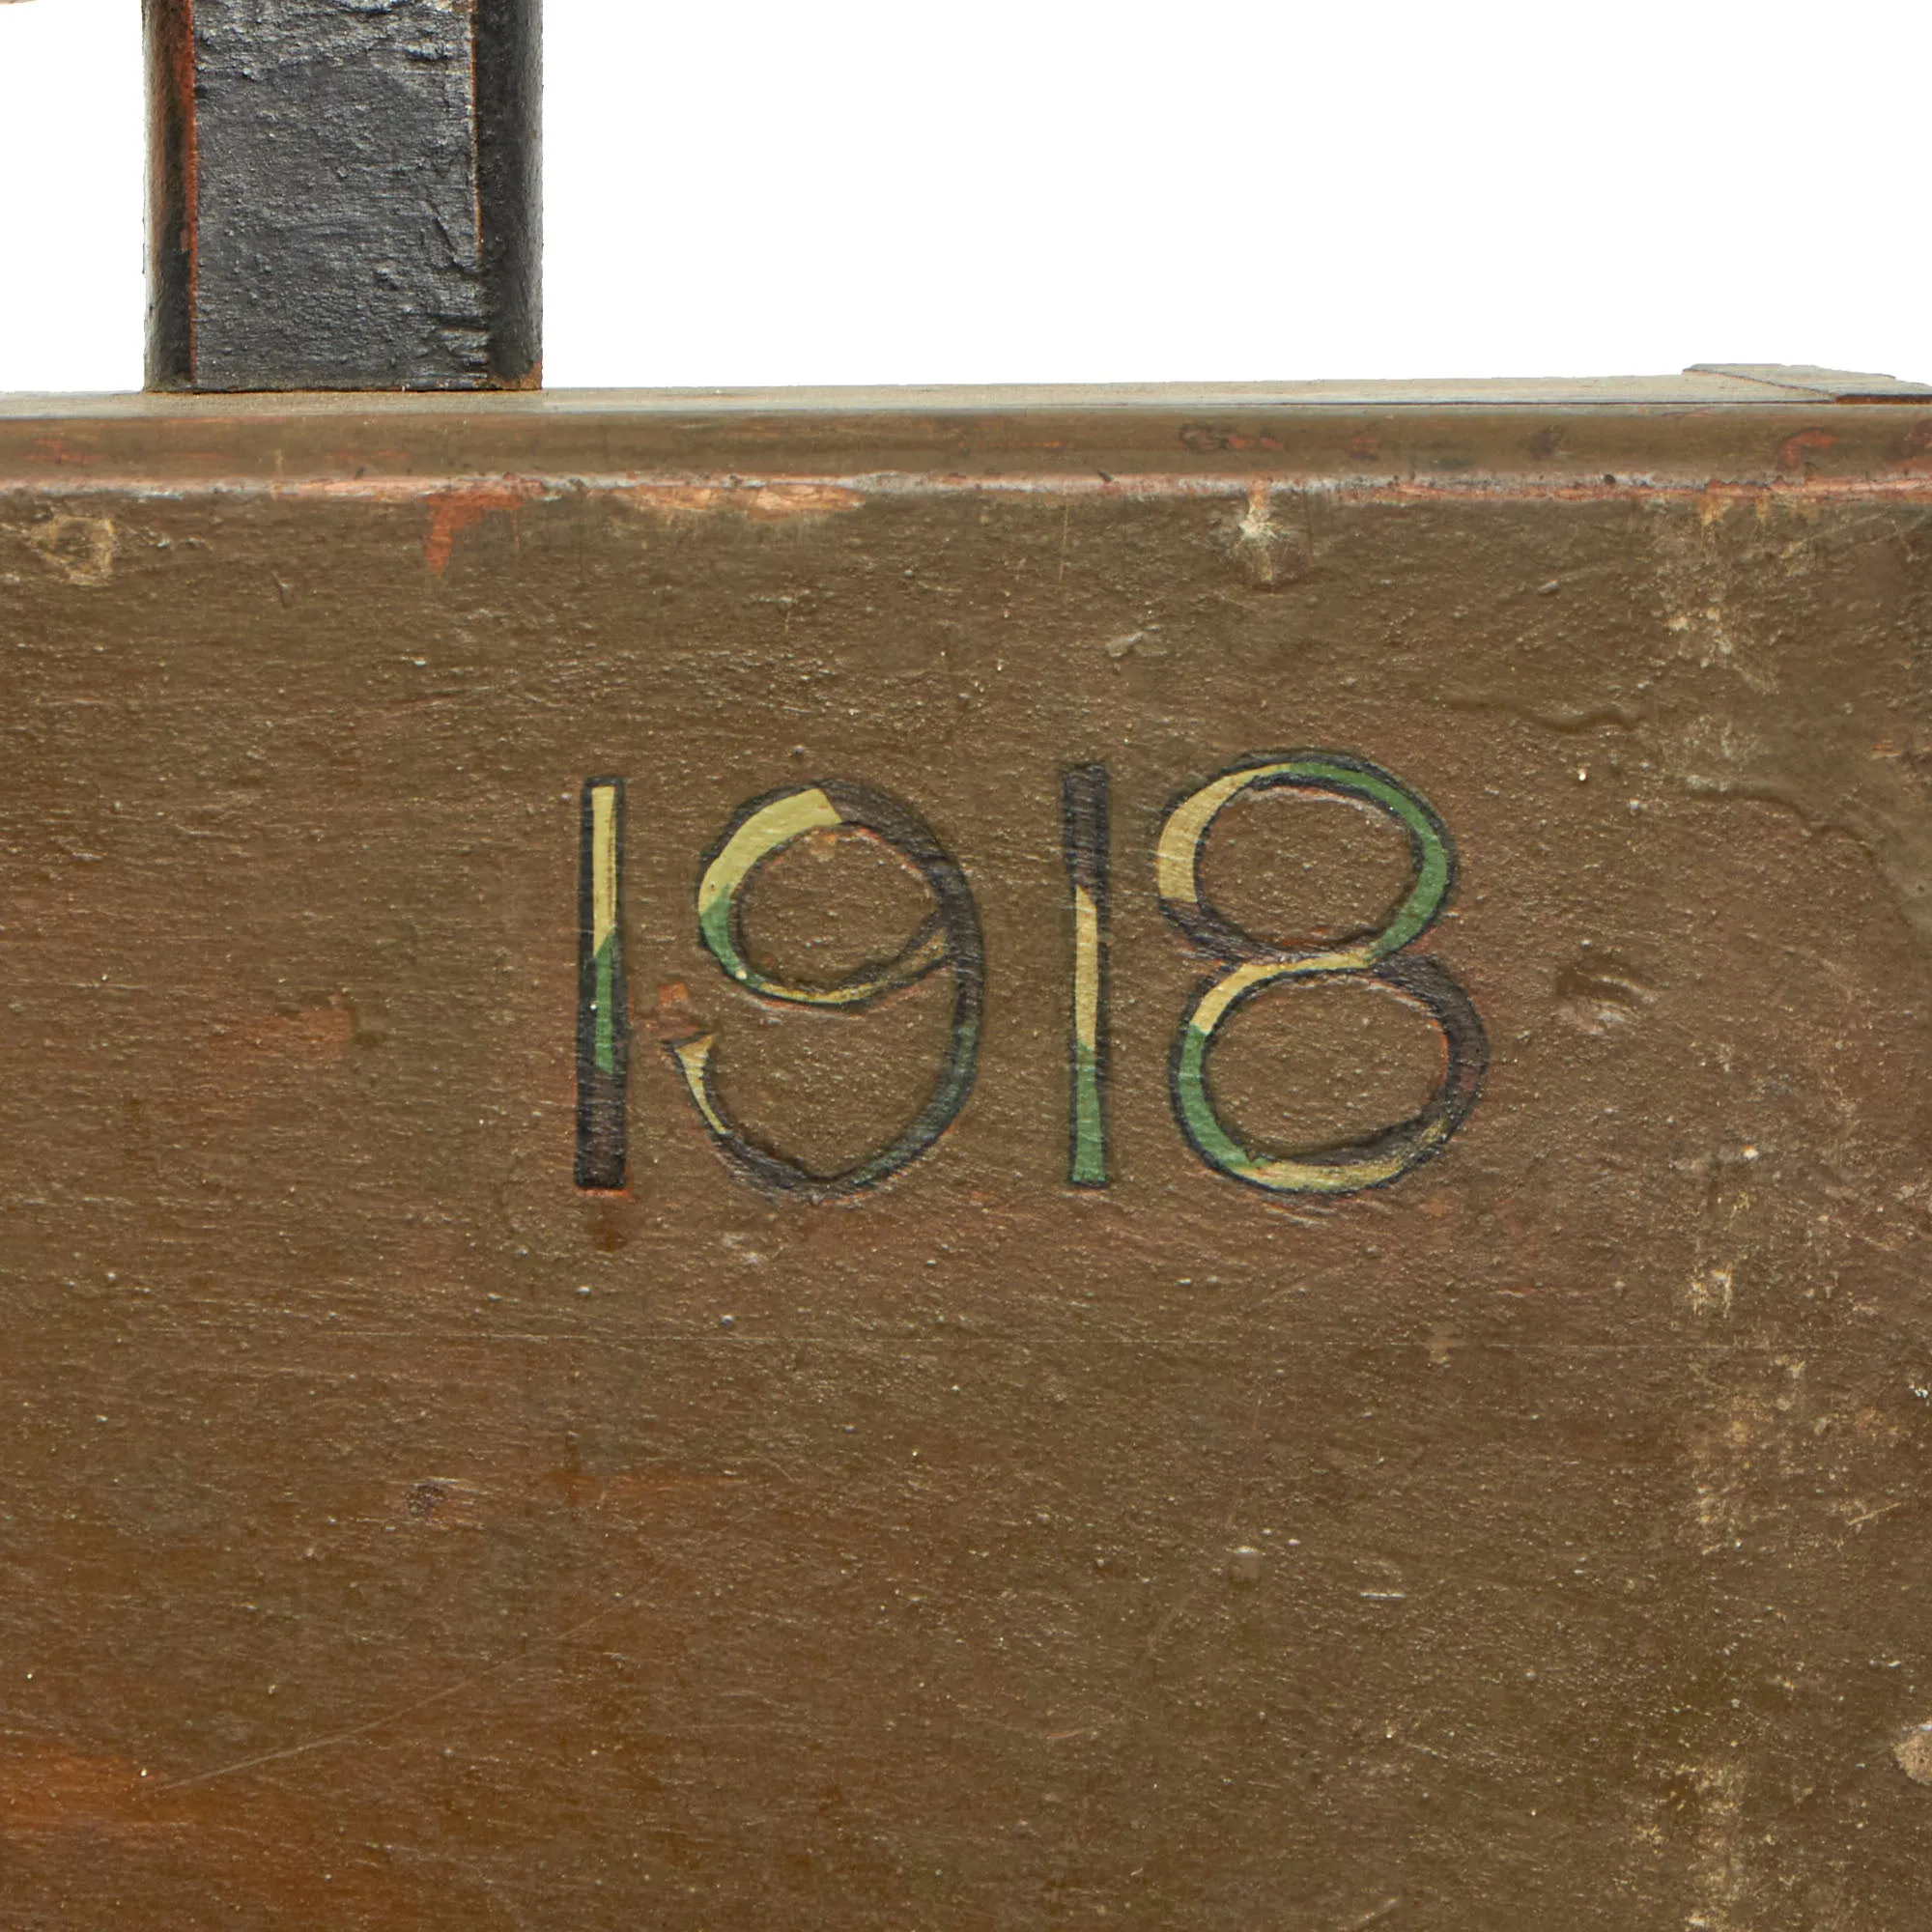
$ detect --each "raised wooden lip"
[1,373,1927,495]
[5,367,1930,420]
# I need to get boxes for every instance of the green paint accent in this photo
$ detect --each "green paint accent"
[593,933,618,1074]
[1070,1040,1107,1186]
[1174,1020,1257,1179]
[1269,758,1450,959]
[698,892,740,982]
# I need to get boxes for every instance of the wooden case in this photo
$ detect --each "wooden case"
[2,371,1931,1926]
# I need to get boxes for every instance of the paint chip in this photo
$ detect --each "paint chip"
[1894,1725,1932,1785]
[14,514,118,586]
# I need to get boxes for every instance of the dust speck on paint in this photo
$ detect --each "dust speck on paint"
[1227,1546,1264,1585]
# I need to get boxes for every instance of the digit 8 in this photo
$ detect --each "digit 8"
[1156,753,1486,1195]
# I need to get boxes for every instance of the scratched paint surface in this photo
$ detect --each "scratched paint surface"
[0,399,1930,1926]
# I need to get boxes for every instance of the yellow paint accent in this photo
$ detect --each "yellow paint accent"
[669,1036,728,1136]
[590,783,619,953]
[697,788,842,926]
[1072,883,1101,1055]
[1186,952,1378,1037]
[1156,763,1394,956]
[1154,769,1253,910]
[1238,1117,1451,1194]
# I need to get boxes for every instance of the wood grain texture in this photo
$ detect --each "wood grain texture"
[1,396,1931,1924]
[142,0,540,393]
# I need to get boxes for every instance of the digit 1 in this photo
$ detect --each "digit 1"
[575,777,629,1190]
[1062,766,1111,1187]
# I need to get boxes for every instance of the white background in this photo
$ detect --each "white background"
[1,0,1925,393]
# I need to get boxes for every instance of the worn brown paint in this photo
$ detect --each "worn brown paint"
[3,377,1932,1925]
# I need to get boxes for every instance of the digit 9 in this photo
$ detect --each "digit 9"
[666,782,985,1201]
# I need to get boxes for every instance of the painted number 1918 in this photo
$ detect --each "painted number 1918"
[575,754,1486,1202]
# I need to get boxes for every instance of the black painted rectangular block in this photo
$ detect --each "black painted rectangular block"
[144,0,540,392]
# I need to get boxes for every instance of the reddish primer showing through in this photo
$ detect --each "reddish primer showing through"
[1777,427,1837,471]
[422,479,543,574]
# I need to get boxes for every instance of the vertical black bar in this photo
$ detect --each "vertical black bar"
[143,0,196,389]
[474,0,543,389]
[1063,766,1111,1188]
[575,779,628,1191]
[142,0,542,392]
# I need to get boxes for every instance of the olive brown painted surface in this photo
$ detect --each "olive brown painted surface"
[1,388,1931,1924]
